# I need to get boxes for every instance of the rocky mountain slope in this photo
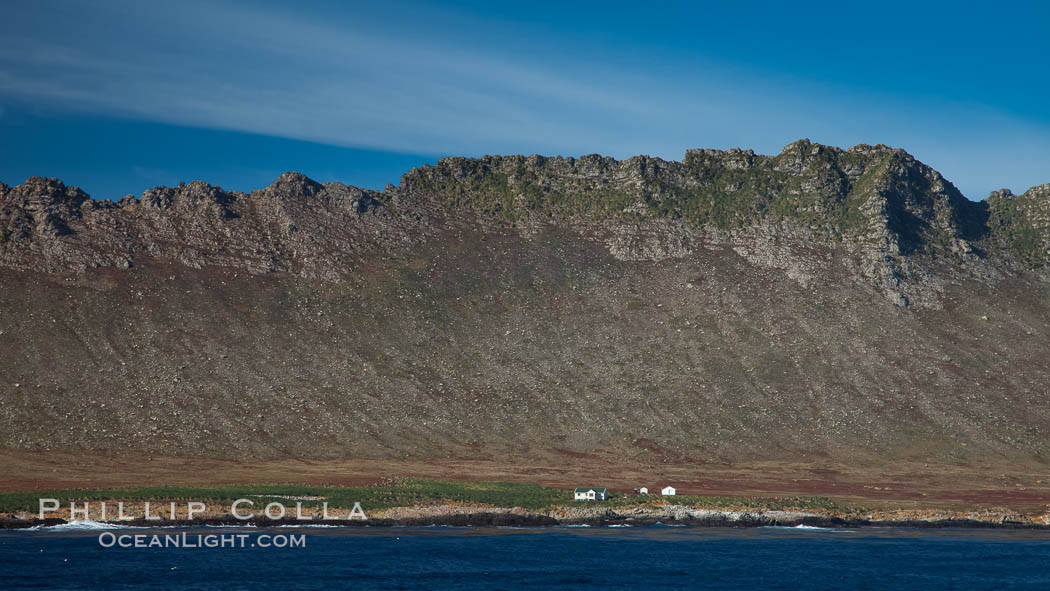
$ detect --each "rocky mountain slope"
[1,140,1048,469]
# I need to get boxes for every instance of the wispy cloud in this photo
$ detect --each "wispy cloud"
[1,0,1048,198]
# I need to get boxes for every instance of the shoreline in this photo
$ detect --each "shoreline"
[4,479,1046,532]
[5,511,1049,531]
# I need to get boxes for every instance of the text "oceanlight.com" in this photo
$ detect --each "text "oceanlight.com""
[98,532,306,549]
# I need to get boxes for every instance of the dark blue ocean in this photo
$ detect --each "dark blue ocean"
[4,524,1050,590]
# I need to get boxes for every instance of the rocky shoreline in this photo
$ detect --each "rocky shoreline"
[4,505,1048,531]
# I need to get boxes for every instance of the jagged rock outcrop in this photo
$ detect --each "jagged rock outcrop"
[399,139,991,256]
[399,139,1040,306]
[1,140,1046,302]
[1,171,411,279]
[986,184,1050,266]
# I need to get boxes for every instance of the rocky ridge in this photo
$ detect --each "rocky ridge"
[1,140,1048,307]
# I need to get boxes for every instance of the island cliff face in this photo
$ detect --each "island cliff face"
[0,140,1048,469]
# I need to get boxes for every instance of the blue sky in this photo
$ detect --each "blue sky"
[1,0,1048,200]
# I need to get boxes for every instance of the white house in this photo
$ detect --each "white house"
[661,486,676,496]
[639,487,648,494]
[574,487,609,501]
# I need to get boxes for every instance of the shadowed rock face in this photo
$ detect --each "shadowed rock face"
[0,140,1048,466]
[0,177,90,240]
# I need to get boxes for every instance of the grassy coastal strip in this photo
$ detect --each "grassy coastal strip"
[0,479,845,514]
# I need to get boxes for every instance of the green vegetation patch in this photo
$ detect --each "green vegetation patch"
[0,479,850,514]
[987,191,1050,266]
[0,480,573,513]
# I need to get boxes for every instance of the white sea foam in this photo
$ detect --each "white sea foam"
[759,524,841,532]
[28,520,138,531]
